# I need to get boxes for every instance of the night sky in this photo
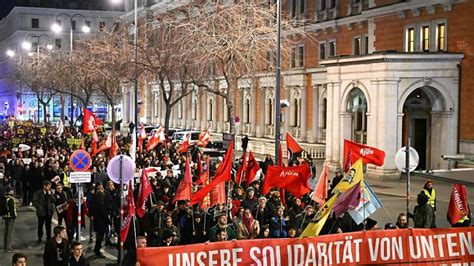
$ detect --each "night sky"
[0,0,16,19]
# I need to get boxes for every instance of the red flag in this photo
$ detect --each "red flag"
[286,132,303,158]
[138,123,146,153]
[312,164,328,206]
[235,151,247,185]
[333,181,361,217]
[210,181,226,205]
[343,139,385,168]
[199,158,211,210]
[262,164,311,198]
[178,134,191,153]
[448,184,470,224]
[197,128,211,147]
[196,156,209,186]
[173,156,193,203]
[94,131,114,156]
[146,127,165,151]
[82,108,103,134]
[244,151,261,183]
[121,182,135,243]
[190,142,233,205]
[136,169,153,218]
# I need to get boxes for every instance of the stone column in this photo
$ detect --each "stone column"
[250,88,257,137]
[310,85,320,144]
[300,86,307,142]
[256,87,266,138]
[371,78,400,172]
[325,81,342,167]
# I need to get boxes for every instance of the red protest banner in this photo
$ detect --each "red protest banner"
[138,227,474,265]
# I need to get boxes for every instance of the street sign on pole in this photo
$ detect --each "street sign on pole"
[69,150,92,172]
[69,172,91,183]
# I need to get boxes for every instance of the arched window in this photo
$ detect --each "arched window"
[346,88,367,144]
[192,98,197,120]
[178,100,183,119]
[292,98,300,127]
[322,98,327,129]
[207,98,213,121]
[244,98,250,123]
[267,98,273,125]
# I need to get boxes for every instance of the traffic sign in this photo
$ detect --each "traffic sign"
[69,172,91,183]
[107,155,134,184]
[395,146,419,173]
[69,150,92,172]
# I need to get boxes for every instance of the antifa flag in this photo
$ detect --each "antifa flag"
[343,139,385,171]
[286,132,303,162]
[136,169,153,218]
[448,184,470,225]
[262,164,311,198]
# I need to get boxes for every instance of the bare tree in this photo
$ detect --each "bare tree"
[75,28,135,133]
[16,50,57,123]
[164,2,303,134]
[140,19,198,133]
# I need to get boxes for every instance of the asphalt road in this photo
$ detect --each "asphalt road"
[0,203,118,266]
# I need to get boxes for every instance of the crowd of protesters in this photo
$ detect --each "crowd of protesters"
[0,118,471,264]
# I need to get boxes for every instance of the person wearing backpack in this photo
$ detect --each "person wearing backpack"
[3,186,17,252]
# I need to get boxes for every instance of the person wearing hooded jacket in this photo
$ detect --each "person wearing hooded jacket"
[410,193,434,228]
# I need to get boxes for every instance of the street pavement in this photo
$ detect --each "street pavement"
[0,202,118,266]
[0,162,473,265]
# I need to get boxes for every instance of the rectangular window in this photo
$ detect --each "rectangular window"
[329,0,336,8]
[437,23,446,51]
[406,27,415,52]
[55,39,62,49]
[329,41,336,57]
[298,45,304,67]
[421,25,430,52]
[320,0,326,11]
[363,35,369,54]
[319,42,326,60]
[291,47,296,68]
[291,0,296,17]
[100,21,106,31]
[353,37,361,55]
[31,18,39,28]
[299,0,306,17]
[71,20,76,30]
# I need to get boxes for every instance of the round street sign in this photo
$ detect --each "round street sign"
[107,155,134,184]
[395,146,419,173]
[69,150,92,172]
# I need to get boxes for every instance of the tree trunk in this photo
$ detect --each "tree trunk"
[164,102,172,134]
[227,79,237,135]
[42,103,48,124]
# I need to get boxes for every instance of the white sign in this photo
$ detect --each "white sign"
[395,146,420,173]
[69,172,92,183]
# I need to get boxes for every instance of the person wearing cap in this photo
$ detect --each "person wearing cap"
[421,180,436,228]
[241,187,258,213]
[3,187,17,252]
[208,211,236,242]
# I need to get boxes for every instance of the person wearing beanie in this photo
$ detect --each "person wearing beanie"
[412,193,434,228]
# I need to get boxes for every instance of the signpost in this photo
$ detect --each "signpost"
[395,139,419,224]
[69,150,92,241]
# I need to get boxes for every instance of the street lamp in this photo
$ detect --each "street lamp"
[6,49,15,58]
[275,0,282,165]
[51,12,90,127]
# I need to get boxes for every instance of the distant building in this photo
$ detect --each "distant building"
[0,2,124,122]
[121,0,474,175]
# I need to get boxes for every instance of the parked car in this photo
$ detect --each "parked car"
[171,131,201,144]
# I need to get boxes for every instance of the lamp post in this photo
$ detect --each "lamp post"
[23,35,52,122]
[275,0,282,165]
[111,1,137,264]
[51,13,90,127]
[6,45,23,120]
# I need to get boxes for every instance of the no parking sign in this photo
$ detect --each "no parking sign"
[69,150,92,172]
